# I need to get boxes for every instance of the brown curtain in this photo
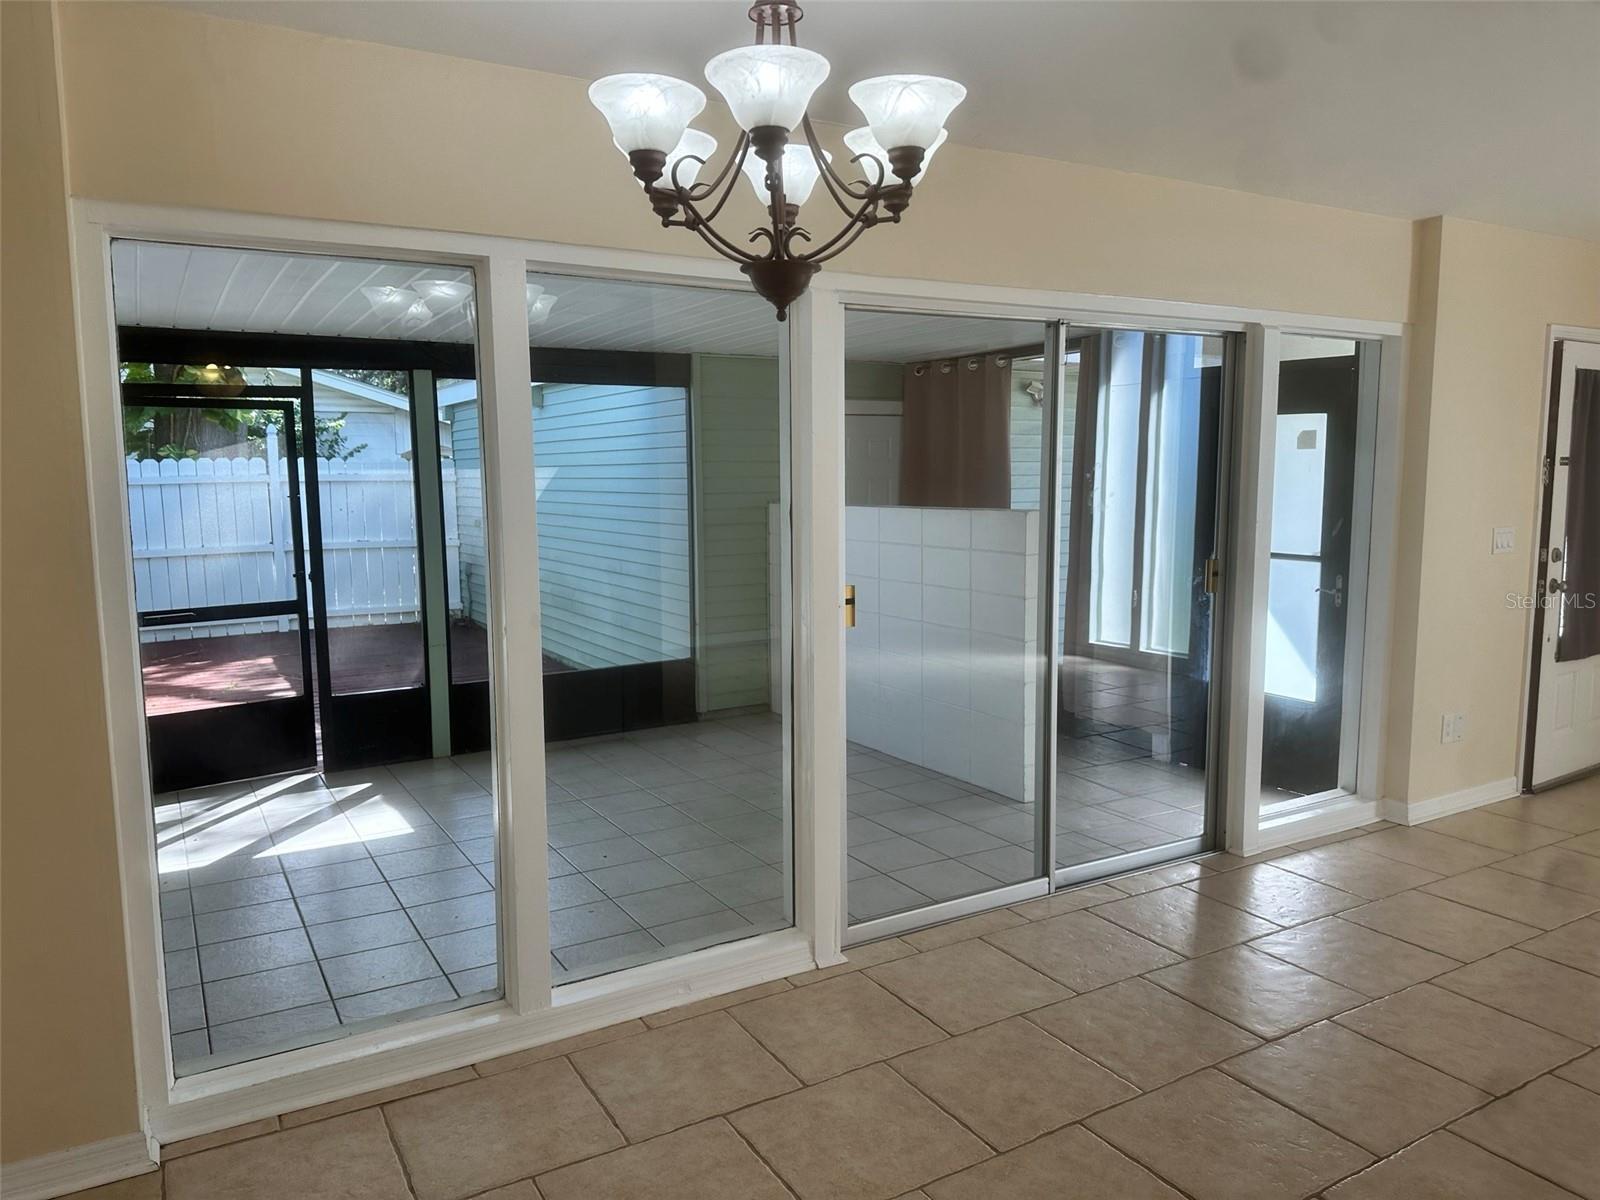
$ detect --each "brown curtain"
[898,353,1012,508]
[1557,367,1600,661]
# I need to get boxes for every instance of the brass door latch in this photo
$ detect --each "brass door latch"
[844,583,856,628]
[1203,557,1222,595]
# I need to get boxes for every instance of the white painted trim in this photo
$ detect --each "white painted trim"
[1224,325,1279,856]
[1255,794,1383,851]
[789,290,848,968]
[1381,777,1520,826]
[0,1133,156,1200]
[1356,335,1405,802]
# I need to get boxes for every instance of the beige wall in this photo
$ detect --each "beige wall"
[1386,218,1600,805]
[2,0,1595,1167]
[0,0,143,1165]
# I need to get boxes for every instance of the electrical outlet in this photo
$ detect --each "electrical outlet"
[1441,712,1467,744]
[1492,526,1516,554]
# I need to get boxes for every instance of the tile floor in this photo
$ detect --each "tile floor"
[94,774,1600,1200]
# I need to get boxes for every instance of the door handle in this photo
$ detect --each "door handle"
[1316,573,1345,609]
[844,584,856,628]
[1549,577,1567,596]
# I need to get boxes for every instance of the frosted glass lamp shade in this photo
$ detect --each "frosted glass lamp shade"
[704,45,829,132]
[848,75,966,150]
[619,128,718,189]
[843,126,947,185]
[528,292,557,325]
[741,144,831,207]
[362,286,420,318]
[588,73,706,153]
[411,279,474,310]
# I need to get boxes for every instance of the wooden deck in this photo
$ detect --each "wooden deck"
[140,621,496,716]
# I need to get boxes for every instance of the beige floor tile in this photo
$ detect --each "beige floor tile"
[1085,1069,1372,1200]
[1435,948,1600,1043]
[1008,883,1123,919]
[728,972,943,1082]
[642,980,791,1027]
[1200,848,1294,871]
[1027,977,1260,1089]
[474,1019,646,1075]
[1189,863,1364,925]
[1333,983,1586,1093]
[1421,867,1600,930]
[729,1064,990,1200]
[1557,1047,1600,1094]
[1451,1075,1600,1199]
[1093,886,1281,956]
[1220,1021,1488,1155]
[163,1117,278,1159]
[58,1174,163,1200]
[1340,890,1540,961]
[864,938,1069,1034]
[166,1110,410,1200]
[1325,1129,1577,1200]
[1346,826,1510,874]
[900,907,1026,951]
[1496,846,1600,898]
[1146,945,1365,1037]
[984,911,1180,991]
[281,1068,477,1128]
[384,1059,622,1200]
[1519,915,1600,975]
[534,1118,791,1200]
[1248,916,1460,997]
[468,1185,538,1200]
[1563,828,1600,857]
[570,1011,798,1141]
[787,937,915,986]
[890,1017,1135,1150]
[1107,860,1214,895]
[1424,809,1572,853]
[1269,841,1442,899]
[925,1125,1183,1200]
[1488,793,1600,835]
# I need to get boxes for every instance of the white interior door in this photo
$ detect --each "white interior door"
[1531,339,1600,787]
[845,413,902,505]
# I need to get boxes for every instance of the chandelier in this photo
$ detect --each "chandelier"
[587,0,965,319]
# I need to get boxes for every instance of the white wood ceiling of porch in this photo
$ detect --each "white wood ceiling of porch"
[111,240,1045,363]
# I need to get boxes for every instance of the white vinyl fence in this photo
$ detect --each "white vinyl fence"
[128,429,460,641]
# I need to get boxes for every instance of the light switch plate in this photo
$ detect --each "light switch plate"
[1441,712,1467,744]
[1492,526,1516,554]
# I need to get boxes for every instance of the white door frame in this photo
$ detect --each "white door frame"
[67,196,1404,1152]
[1522,325,1600,789]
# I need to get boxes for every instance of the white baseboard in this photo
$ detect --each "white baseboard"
[1381,777,1520,826]
[1254,794,1382,852]
[0,1133,156,1200]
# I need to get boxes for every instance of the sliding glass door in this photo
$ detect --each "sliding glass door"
[1055,329,1227,878]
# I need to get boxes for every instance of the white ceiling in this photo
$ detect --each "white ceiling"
[171,0,1600,241]
[112,240,1042,361]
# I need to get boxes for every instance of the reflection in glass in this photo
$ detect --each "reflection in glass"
[526,271,793,984]
[843,309,1050,924]
[1261,338,1369,804]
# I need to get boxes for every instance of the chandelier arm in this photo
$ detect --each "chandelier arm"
[799,115,877,204]
[683,130,751,205]
[691,135,756,228]
[674,194,764,265]
[795,199,881,264]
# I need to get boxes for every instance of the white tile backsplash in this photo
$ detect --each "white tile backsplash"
[844,505,1039,801]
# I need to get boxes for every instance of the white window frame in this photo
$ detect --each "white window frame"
[69,198,1403,1151]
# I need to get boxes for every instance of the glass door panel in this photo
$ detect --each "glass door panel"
[843,308,1053,928]
[1056,330,1227,876]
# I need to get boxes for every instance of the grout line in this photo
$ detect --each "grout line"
[376,1103,421,1200]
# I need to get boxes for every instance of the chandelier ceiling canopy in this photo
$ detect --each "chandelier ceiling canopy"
[587,0,966,319]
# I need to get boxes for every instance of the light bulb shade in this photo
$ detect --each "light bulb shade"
[528,292,558,325]
[704,45,829,132]
[741,143,831,207]
[618,128,718,189]
[843,125,947,186]
[362,285,420,317]
[847,75,966,150]
[411,279,474,310]
[588,73,706,153]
